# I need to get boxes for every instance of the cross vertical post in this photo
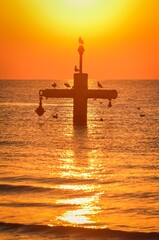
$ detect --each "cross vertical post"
[73,73,88,126]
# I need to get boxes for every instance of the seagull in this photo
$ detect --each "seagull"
[97,82,103,88]
[52,113,58,119]
[140,113,145,117]
[74,65,79,72]
[52,83,57,88]
[79,37,84,44]
[64,83,71,88]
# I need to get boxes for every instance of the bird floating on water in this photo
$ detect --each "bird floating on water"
[97,82,103,88]
[52,113,58,119]
[79,37,84,44]
[74,65,79,72]
[140,113,145,117]
[52,83,57,88]
[64,83,71,88]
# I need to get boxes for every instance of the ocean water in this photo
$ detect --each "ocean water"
[0,79,159,240]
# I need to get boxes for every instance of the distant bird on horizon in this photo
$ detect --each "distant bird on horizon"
[64,83,71,88]
[74,65,79,72]
[52,83,57,88]
[140,113,145,117]
[79,37,84,44]
[97,81,103,88]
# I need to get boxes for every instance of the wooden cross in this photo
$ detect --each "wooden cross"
[35,38,118,126]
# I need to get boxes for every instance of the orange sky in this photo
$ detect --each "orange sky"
[0,0,159,80]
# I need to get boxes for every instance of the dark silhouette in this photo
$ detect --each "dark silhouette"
[36,38,118,126]
[140,113,145,117]
[52,83,57,88]
[74,65,79,72]
[79,37,84,44]
[64,83,71,88]
[35,97,45,116]
[97,81,103,88]
[108,100,112,108]
[52,113,58,119]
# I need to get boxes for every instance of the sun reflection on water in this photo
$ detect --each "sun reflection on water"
[50,130,105,227]
[56,194,102,226]
[55,157,103,226]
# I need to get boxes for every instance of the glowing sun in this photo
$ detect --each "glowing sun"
[31,0,136,36]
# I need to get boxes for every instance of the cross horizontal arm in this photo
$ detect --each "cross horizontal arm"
[39,89,74,98]
[87,89,118,100]
[39,89,118,100]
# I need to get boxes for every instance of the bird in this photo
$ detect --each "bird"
[64,83,71,88]
[52,113,58,119]
[140,113,145,117]
[137,107,141,110]
[74,65,79,72]
[97,82,103,88]
[79,37,84,44]
[52,83,57,88]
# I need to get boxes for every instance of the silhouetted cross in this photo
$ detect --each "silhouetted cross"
[36,39,118,126]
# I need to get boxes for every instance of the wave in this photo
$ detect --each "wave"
[0,183,53,194]
[0,175,96,184]
[0,222,158,239]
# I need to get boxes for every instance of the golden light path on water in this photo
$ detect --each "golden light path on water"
[48,148,105,227]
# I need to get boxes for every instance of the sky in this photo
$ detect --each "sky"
[0,0,159,80]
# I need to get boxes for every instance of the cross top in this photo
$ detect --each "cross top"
[35,38,118,126]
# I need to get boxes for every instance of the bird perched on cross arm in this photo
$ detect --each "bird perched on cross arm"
[64,83,71,88]
[52,83,57,88]
[97,81,103,88]
[74,65,79,72]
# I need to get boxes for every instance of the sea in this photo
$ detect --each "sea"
[0,79,159,240]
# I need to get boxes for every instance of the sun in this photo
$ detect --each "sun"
[30,0,136,37]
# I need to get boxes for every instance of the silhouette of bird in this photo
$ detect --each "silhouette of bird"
[97,82,103,88]
[74,65,79,72]
[79,37,84,44]
[64,83,71,88]
[52,113,58,119]
[140,113,145,117]
[52,83,57,88]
